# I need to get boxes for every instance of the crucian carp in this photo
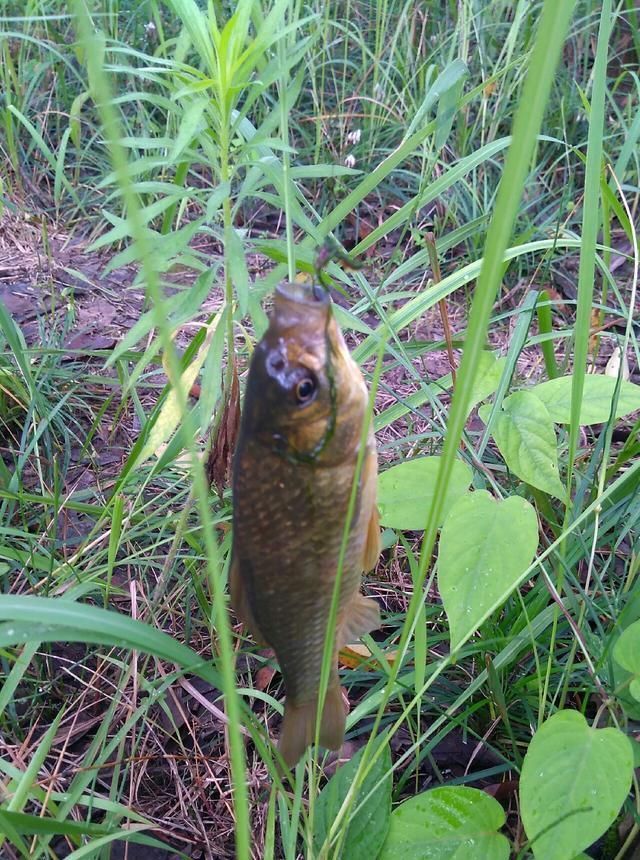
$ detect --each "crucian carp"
[231,280,381,767]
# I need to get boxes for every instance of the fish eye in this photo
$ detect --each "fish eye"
[295,376,316,405]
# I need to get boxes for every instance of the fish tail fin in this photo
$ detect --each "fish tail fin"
[279,685,346,767]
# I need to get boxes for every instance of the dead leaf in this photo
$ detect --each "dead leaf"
[483,779,519,804]
[207,361,240,496]
[338,643,397,670]
[483,80,497,98]
[588,306,600,357]
[156,684,190,735]
[605,345,630,381]
[64,332,116,351]
[255,665,276,692]
[322,739,361,776]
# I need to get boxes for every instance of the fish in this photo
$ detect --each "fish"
[230,280,381,767]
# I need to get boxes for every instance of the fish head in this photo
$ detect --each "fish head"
[242,281,367,463]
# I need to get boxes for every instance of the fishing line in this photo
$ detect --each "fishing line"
[273,239,359,465]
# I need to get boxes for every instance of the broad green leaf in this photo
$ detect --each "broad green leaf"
[520,710,633,860]
[438,492,538,649]
[608,589,640,719]
[467,353,508,413]
[378,457,473,530]
[531,374,640,424]
[613,619,640,701]
[490,391,564,497]
[133,314,222,467]
[313,737,391,860]
[379,786,509,860]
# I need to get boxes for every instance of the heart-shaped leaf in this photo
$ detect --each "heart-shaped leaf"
[313,736,391,860]
[531,374,640,424]
[438,491,538,649]
[378,785,509,859]
[520,710,634,860]
[490,391,564,497]
[378,457,472,531]
[613,619,640,702]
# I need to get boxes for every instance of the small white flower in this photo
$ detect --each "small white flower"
[144,21,157,35]
[344,154,356,168]
[346,129,361,145]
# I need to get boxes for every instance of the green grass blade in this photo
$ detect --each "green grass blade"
[0,596,220,683]
[566,0,613,491]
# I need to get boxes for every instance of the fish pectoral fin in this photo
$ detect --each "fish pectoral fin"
[229,555,269,647]
[337,591,381,647]
[279,685,346,767]
[363,503,381,571]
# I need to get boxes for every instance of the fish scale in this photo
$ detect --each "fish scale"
[234,454,363,701]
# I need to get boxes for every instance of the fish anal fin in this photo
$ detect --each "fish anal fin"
[337,591,381,648]
[229,555,269,647]
[279,685,346,767]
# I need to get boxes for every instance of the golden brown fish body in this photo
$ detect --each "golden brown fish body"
[231,281,380,766]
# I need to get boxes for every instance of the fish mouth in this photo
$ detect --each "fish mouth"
[275,281,330,307]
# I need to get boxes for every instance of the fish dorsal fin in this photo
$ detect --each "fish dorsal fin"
[229,555,269,647]
[337,592,381,648]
